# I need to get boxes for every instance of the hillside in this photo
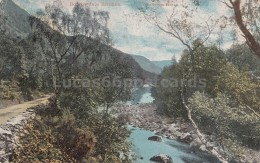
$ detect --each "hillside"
[152,60,176,70]
[3,0,31,38]
[131,55,162,74]
[2,0,156,81]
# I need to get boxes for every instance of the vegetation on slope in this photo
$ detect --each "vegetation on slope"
[0,1,139,162]
[152,41,260,160]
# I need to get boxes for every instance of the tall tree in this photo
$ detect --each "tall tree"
[141,1,228,162]
[95,54,133,113]
[225,0,260,58]
[29,1,111,93]
[141,1,216,65]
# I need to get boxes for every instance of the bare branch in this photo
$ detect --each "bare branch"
[245,105,260,118]
[221,0,233,9]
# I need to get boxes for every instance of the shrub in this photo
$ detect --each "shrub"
[12,110,97,162]
[188,92,260,155]
[215,63,260,113]
[83,112,131,163]
[12,117,75,162]
[58,91,132,162]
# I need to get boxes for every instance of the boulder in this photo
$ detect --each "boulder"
[150,153,173,163]
[190,137,203,148]
[148,135,162,142]
[180,133,193,144]
[174,131,183,139]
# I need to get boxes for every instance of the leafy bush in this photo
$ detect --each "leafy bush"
[58,91,132,162]
[152,41,260,161]
[215,63,260,113]
[12,116,75,162]
[188,92,260,153]
[152,43,227,117]
[83,112,131,163]
[57,88,97,120]
[12,109,99,162]
[0,80,21,101]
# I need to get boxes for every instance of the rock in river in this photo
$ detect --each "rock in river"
[150,153,173,163]
[180,133,193,144]
[148,135,162,142]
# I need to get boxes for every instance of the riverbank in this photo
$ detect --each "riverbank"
[112,103,203,144]
[112,103,260,163]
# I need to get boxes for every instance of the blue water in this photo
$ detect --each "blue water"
[129,126,219,163]
[128,86,154,104]
[139,92,154,103]
[128,86,219,163]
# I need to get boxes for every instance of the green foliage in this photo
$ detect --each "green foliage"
[215,63,260,112]
[12,110,98,162]
[0,37,24,80]
[57,91,132,162]
[17,71,33,101]
[57,88,97,120]
[49,111,97,161]
[179,44,227,95]
[83,113,131,163]
[152,43,227,117]
[93,54,134,111]
[0,80,21,101]
[12,116,75,162]
[151,70,186,117]
[17,85,132,162]
[0,34,44,101]
[2,1,133,162]
[153,41,259,115]
[226,43,260,72]
[188,92,260,154]
[152,40,260,160]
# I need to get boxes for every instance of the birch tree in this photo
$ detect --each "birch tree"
[140,1,228,162]
[224,0,260,58]
[29,1,111,93]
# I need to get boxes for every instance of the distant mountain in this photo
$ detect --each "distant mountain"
[152,60,176,70]
[3,0,31,38]
[131,55,162,74]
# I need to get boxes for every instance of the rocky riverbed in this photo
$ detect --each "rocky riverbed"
[112,103,260,163]
[112,103,209,145]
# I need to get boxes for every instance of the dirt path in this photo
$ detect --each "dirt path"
[0,95,51,125]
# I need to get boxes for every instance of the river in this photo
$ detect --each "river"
[127,86,220,163]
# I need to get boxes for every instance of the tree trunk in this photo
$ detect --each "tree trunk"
[180,64,228,163]
[180,91,228,163]
[231,0,260,58]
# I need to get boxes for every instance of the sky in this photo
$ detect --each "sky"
[13,0,233,61]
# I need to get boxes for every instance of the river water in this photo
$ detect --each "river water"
[128,86,219,163]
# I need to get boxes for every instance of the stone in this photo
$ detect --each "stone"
[0,141,5,150]
[199,145,207,151]
[190,138,203,148]
[0,104,46,162]
[174,131,183,139]
[148,135,162,142]
[180,133,193,144]
[0,127,12,134]
[150,153,173,163]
